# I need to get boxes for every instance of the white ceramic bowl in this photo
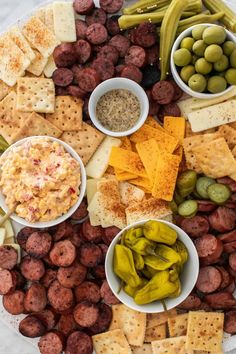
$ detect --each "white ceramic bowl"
[105,219,199,313]
[171,23,236,99]
[0,136,86,228]
[88,78,149,137]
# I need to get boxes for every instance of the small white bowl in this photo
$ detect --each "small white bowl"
[88,78,149,137]
[105,219,199,313]
[171,23,236,99]
[0,136,86,229]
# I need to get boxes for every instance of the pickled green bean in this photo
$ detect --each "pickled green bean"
[177,12,225,34]
[203,0,236,32]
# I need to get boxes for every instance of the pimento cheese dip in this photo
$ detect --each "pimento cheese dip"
[0,138,81,222]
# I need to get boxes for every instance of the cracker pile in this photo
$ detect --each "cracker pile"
[92,304,224,354]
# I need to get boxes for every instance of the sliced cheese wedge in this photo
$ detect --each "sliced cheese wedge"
[3,220,14,239]
[4,244,21,263]
[190,87,236,111]
[86,179,99,205]
[0,228,6,246]
[119,182,145,206]
[53,2,76,42]
[4,236,14,244]
[44,55,57,78]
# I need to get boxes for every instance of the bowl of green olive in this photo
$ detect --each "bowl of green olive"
[171,23,236,98]
[105,219,199,313]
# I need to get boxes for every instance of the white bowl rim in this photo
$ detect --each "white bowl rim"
[171,23,236,99]
[105,218,199,313]
[88,77,149,137]
[0,136,86,228]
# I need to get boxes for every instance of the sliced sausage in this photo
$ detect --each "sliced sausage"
[73,301,99,327]
[77,68,101,92]
[109,35,130,57]
[86,23,108,45]
[229,252,236,271]
[3,290,25,315]
[228,264,236,278]
[162,103,181,118]
[225,279,236,293]
[197,200,217,212]
[146,45,159,65]
[217,177,236,192]
[205,292,236,309]
[74,40,92,64]
[208,206,236,233]
[224,311,236,334]
[194,234,223,265]
[102,226,120,246]
[35,308,59,331]
[121,65,143,84]
[125,45,146,68]
[98,243,108,262]
[16,227,35,250]
[75,281,101,303]
[41,269,58,288]
[85,8,106,25]
[151,80,175,104]
[82,220,103,243]
[177,293,202,310]
[55,86,69,96]
[70,199,88,221]
[92,57,114,81]
[0,245,18,270]
[48,280,74,312]
[65,331,93,354]
[73,0,94,15]
[67,85,87,99]
[75,19,88,40]
[50,240,76,267]
[196,266,222,293]
[100,280,120,305]
[13,270,26,289]
[57,262,87,288]
[58,313,77,337]
[169,80,183,101]
[54,221,74,242]
[19,315,46,338]
[146,90,160,116]
[98,45,119,64]
[218,229,236,243]
[88,303,112,335]
[79,243,103,267]
[197,301,212,312]
[0,270,16,295]
[68,224,83,248]
[106,16,120,36]
[224,241,236,253]
[38,331,65,354]
[100,0,123,13]
[180,216,210,238]
[53,44,77,68]
[24,283,47,313]
[91,265,106,279]
[20,256,45,281]
[216,266,231,289]
[52,68,74,87]
[26,232,52,259]
[132,22,156,48]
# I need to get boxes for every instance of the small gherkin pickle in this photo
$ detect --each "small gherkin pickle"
[177,170,197,197]
[143,220,177,245]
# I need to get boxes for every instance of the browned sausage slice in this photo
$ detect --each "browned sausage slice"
[102,226,120,245]
[57,262,87,288]
[50,240,76,267]
[100,280,120,305]
[92,57,115,81]
[151,81,175,104]
[48,280,74,312]
[224,279,236,293]
[24,283,47,313]
[53,44,77,68]
[70,199,88,221]
[162,103,181,118]
[0,270,16,295]
[26,232,52,259]
[216,266,231,289]
[67,85,87,99]
[91,265,106,279]
[208,206,236,232]
[79,243,103,267]
[98,243,108,261]
[194,234,223,265]
[125,46,146,68]
[229,252,236,271]
[52,68,74,87]
[218,229,236,243]
[3,290,25,315]
[75,19,88,40]
[109,35,130,57]
[38,331,65,354]
[224,241,236,253]
[16,227,35,250]
[82,219,103,243]
[88,303,112,335]
[41,269,58,288]
[224,311,236,334]
[86,23,108,45]
[68,224,83,248]
[65,331,93,354]
[121,65,143,84]
[20,256,45,281]
[100,0,123,13]
[177,293,201,310]
[205,292,236,309]
[197,200,217,212]
[98,45,119,64]
[146,45,159,65]
[132,22,157,48]
[106,16,120,36]
[217,177,236,192]
[75,281,101,303]
[53,221,74,242]
[85,8,106,25]
[35,308,59,331]
[74,40,92,64]
[196,266,222,293]
[180,216,210,238]
[19,315,46,338]
[77,68,101,92]
[0,246,18,270]
[73,0,94,15]
[73,301,99,327]
[58,313,77,337]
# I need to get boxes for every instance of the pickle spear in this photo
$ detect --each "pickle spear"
[203,0,236,32]
[177,12,225,34]
[160,0,190,80]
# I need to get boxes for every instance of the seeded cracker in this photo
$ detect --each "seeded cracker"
[146,309,177,329]
[109,305,121,331]
[218,125,236,150]
[193,138,236,178]
[27,50,48,76]
[131,344,152,354]
[185,121,216,138]
[119,182,145,206]
[16,77,55,113]
[6,26,35,62]
[0,81,11,102]
[152,336,192,354]
[168,313,188,337]
[92,329,132,354]
[46,96,83,131]
[144,323,166,342]
[186,311,224,352]
[45,5,55,34]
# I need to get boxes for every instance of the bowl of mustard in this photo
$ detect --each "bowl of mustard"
[105,219,199,313]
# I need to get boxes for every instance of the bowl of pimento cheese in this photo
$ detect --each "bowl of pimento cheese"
[0,136,86,228]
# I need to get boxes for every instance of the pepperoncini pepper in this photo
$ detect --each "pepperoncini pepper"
[127,237,156,256]
[172,240,188,268]
[123,228,143,246]
[113,244,142,288]
[134,270,180,305]
[143,220,177,245]
[132,251,145,270]
[123,278,148,297]
[144,244,181,270]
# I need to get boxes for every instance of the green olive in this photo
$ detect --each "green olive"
[213,55,229,72]
[180,37,195,51]
[225,68,236,85]
[180,65,196,83]
[192,55,198,65]
[174,48,192,66]
[223,41,236,56]
[230,49,236,68]
[195,58,212,75]
[192,40,207,57]
[192,25,206,40]
[207,76,227,93]
[203,25,226,45]
[204,44,223,63]
[188,73,207,93]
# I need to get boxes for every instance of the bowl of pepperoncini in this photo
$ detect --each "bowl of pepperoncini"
[105,219,199,313]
